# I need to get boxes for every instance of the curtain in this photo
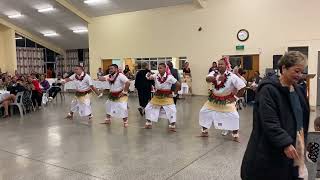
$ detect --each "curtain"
[16,47,44,75]
[56,55,65,76]
[83,49,90,73]
[66,50,79,73]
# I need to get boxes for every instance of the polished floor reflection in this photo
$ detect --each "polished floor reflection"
[0,94,318,180]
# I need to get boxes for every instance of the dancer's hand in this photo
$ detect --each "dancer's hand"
[99,76,106,81]
[206,76,215,83]
[284,145,299,159]
[98,93,103,98]
[120,91,128,97]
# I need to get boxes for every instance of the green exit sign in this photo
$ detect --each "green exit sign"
[236,45,245,50]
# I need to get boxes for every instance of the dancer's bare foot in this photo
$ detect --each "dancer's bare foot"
[168,124,176,132]
[232,133,240,143]
[200,128,209,137]
[123,120,128,128]
[144,121,152,129]
[65,113,73,120]
[100,118,111,125]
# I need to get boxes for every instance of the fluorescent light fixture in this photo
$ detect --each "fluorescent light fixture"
[8,13,22,18]
[38,7,54,13]
[15,37,23,40]
[43,32,58,37]
[84,0,107,4]
[73,29,88,33]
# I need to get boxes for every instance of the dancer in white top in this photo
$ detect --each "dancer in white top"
[144,63,181,132]
[64,65,101,122]
[99,64,130,128]
[199,57,245,141]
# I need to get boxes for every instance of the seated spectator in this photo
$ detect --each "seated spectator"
[39,75,50,91]
[252,71,262,84]
[237,68,247,85]
[48,76,63,101]
[1,75,11,88]
[7,77,26,95]
[0,93,15,118]
[18,78,33,112]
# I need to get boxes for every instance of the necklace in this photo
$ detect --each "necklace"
[75,73,86,81]
[108,73,119,84]
[157,73,168,84]
[212,72,230,90]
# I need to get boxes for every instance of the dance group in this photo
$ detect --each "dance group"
[63,57,246,141]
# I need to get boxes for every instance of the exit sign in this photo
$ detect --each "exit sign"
[236,45,245,50]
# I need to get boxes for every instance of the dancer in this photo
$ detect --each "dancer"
[144,63,181,131]
[64,65,101,122]
[100,64,130,128]
[199,57,245,141]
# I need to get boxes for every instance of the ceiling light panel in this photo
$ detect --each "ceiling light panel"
[8,13,23,18]
[73,29,88,33]
[43,32,58,37]
[38,7,55,13]
[84,0,109,5]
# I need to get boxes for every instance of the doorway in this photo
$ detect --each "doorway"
[228,54,260,81]
[45,62,56,78]
[102,59,112,74]
[124,58,135,74]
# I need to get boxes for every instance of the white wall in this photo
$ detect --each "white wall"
[89,0,320,106]
[0,25,16,74]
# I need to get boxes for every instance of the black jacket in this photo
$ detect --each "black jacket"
[241,75,309,180]
[7,83,26,95]
[134,69,153,91]
[169,68,179,91]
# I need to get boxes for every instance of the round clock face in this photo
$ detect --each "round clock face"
[237,29,249,41]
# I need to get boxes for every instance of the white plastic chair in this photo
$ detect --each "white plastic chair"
[10,92,25,117]
[49,84,65,103]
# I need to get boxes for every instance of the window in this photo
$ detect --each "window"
[135,57,177,71]
[178,57,187,69]
[229,56,242,69]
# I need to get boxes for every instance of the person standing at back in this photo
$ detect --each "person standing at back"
[208,61,218,73]
[183,62,192,95]
[166,61,180,104]
[97,68,105,79]
[134,62,153,116]
[27,75,43,109]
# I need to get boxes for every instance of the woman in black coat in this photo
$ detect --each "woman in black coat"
[241,51,310,180]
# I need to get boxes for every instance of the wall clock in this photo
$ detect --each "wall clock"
[237,29,249,42]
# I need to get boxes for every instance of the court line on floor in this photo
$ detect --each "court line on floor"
[0,148,105,180]
[165,141,226,180]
